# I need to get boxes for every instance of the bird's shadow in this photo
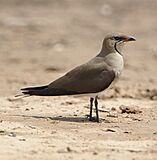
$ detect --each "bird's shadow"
[15,114,89,123]
[14,114,110,123]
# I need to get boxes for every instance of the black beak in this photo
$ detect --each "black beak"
[128,37,136,41]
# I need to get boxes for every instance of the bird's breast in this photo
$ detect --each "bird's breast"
[105,52,124,77]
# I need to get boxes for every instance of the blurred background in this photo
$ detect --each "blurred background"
[0,0,156,99]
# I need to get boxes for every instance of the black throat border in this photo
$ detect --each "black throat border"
[114,42,122,55]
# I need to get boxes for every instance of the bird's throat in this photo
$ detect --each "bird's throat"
[114,42,122,55]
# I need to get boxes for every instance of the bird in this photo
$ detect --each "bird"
[20,33,136,122]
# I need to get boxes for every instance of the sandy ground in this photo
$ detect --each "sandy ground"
[0,0,157,160]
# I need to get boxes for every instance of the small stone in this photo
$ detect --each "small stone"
[105,129,116,132]
[51,131,56,134]
[131,117,142,121]
[28,125,36,129]
[111,107,116,111]
[45,66,61,72]
[93,151,98,155]
[119,105,142,114]
[67,147,72,152]
[107,113,118,118]
[19,138,26,141]
[8,132,16,137]
[25,108,30,111]
[31,150,38,154]
[124,131,131,134]
[0,130,5,135]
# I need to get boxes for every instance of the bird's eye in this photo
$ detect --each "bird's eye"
[113,36,120,41]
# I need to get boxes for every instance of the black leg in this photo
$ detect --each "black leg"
[94,96,99,122]
[89,97,94,120]
[88,96,100,123]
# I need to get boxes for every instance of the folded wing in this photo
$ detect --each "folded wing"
[21,59,115,96]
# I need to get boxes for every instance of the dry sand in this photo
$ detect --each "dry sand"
[0,0,157,159]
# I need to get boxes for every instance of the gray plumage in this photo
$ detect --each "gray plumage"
[21,58,115,95]
[21,33,135,97]
[21,33,135,122]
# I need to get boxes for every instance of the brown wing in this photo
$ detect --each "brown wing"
[47,61,115,94]
[21,59,115,96]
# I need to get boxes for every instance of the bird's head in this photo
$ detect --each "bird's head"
[102,33,136,55]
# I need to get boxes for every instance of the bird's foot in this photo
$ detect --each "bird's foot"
[86,115,100,123]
